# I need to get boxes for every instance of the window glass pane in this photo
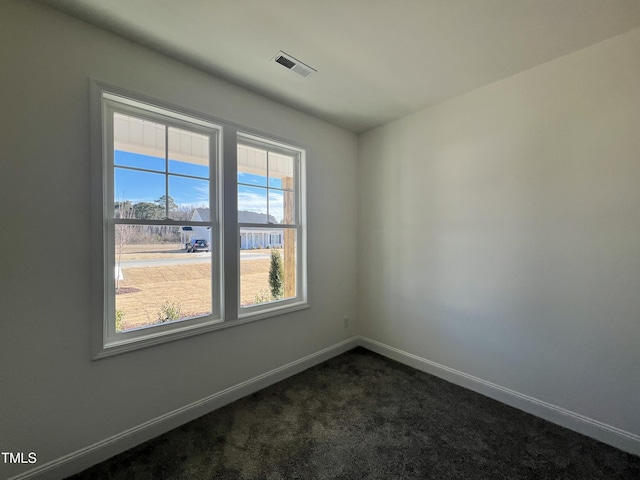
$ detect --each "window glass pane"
[240,228,296,307]
[114,225,212,332]
[169,160,209,178]
[168,176,209,220]
[168,127,209,178]
[114,168,165,215]
[238,144,267,186]
[114,113,165,171]
[268,152,294,189]
[238,185,269,222]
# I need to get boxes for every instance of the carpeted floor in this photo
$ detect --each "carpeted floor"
[68,347,640,479]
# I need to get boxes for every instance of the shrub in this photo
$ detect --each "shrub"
[254,289,273,305]
[115,309,125,331]
[269,248,284,300]
[157,301,182,322]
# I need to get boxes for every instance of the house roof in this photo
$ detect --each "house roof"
[193,208,210,222]
[192,208,277,224]
[239,211,278,224]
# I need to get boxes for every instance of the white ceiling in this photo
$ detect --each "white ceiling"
[39,0,640,133]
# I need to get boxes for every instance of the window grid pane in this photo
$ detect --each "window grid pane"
[237,145,297,226]
[113,114,210,221]
[239,227,297,307]
[114,225,212,332]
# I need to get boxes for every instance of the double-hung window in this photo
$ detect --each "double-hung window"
[92,84,307,358]
[237,134,306,315]
[97,92,222,356]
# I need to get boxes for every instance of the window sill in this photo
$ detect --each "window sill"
[93,303,310,360]
[237,301,310,323]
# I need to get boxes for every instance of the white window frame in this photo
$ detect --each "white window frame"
[92,85,223,358]
[237,133,308,319]
[90,81,308,359]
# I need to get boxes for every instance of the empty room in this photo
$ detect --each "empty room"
[1,1,639,479]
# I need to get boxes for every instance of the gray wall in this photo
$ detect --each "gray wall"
[0,1,357,477]
[358,27,640,440]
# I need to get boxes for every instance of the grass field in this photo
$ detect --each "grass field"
[115,244,281,331]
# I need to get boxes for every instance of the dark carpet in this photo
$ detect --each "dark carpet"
[68,347,640,479]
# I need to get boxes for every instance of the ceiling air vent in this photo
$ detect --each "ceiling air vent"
[272,51,316,77]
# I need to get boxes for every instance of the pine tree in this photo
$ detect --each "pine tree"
[269,249,284,299]
[155,195,177,213]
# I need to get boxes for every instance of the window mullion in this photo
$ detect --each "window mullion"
[266,150,270,221]
[164,125,169,219]
[222,126,239,320]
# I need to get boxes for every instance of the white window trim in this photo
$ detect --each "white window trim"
[90,81,309,359]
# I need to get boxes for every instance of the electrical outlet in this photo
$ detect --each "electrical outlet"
[343,316,349,329]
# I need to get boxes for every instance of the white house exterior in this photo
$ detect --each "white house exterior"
[186,208,213,247]
[240,229,283,250]
[185,208,282,250]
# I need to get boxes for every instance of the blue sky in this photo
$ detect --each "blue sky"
[115,150,285,221]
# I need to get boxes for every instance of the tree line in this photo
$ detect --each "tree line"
[115,195,194,244]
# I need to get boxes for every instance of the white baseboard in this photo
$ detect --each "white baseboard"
[359,336,640,456]
[11,334,638,479]
[10,337,359,480]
